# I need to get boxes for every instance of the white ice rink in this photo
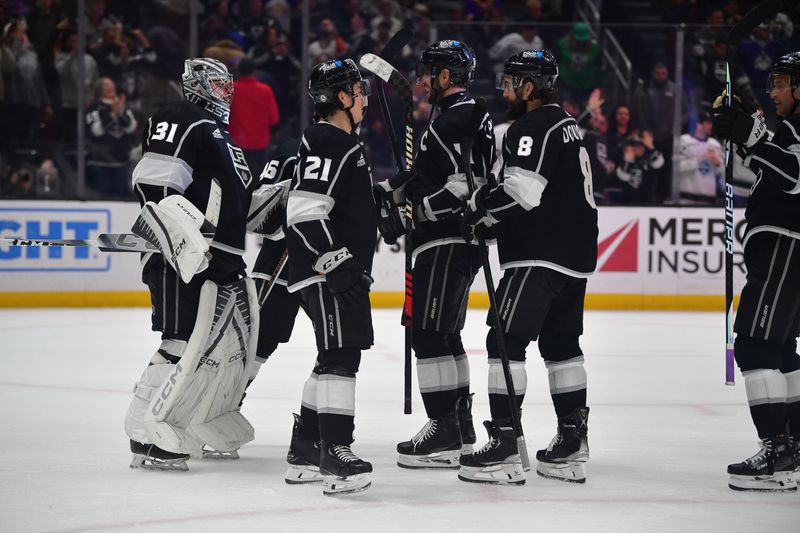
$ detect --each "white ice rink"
[1,308,797,532]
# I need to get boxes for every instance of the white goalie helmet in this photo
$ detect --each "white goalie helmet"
[181,58,234,124]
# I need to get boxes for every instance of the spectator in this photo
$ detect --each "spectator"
[583,112,614,205]
[201,0,237,47]
[690,7,726,58]
[85,77,137,197]
[3,17,52,141]
[265,0,291,34]
[228,58,279,176]
[84,0,113,51]
[488,25,544,70]
[259,30,300,128]
[308,18,348,67]
[737,22,784,110]
[239,0,274,49]
[203,37,245,70]
[607,104,635,162]
[347,11,375,61]
[0,33,15,123]
[554,22,605,106]
[54,29,99,142]
[692,31,757,112]
[611,131,665,204]
[369,0,402,41]
[677,111,723,205]
[632,61,686,202]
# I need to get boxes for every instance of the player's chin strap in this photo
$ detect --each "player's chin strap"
[142,278,261,455]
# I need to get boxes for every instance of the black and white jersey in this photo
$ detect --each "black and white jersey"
[251,152,298,287]
[285,121,377,292]
[132,101,253,260]
[485,103,598,277]
[743,114,800,245]
[411,91,496,257]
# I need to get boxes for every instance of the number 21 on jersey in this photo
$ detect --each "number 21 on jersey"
[302,156,332,182]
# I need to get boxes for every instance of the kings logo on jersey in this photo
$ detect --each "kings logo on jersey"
[227,143,253,189]
[0,206,111,271]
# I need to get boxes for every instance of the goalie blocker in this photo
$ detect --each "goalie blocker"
[125,277,261,465]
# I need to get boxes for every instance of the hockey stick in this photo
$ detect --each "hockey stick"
[257,248,289,307]
[360,48,416,415]
[462,98,530,470]
[724,0,780,386]
[0,180,223,255]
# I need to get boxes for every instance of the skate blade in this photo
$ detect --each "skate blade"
[285,464,323,484]
[130,453,188,472]
[397,449,462,469]
[202,448,239,460]
[728,472,797,492]
[322,473,371,496]
[536,461,586,483]
[458,463,526,485]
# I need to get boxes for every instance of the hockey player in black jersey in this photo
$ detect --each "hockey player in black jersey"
[713,51,800,492]
[284,58,376,496]
[375,40,495,469]
[459,50,598,485]
[123,58,258,470]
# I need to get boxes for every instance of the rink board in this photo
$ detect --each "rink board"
[0,201,746,310]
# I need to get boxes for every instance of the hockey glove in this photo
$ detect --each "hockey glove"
[373,169,417,205]
[313,246,373,307]
[460,185,497,243]
[374,195,406,245]
[712,90,767,150]
[247,179,290,238]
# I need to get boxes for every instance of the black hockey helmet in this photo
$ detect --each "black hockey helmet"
[497,49,559,100]
[418,40,476,87]
[308,58,370,108]
[767,51,800,93]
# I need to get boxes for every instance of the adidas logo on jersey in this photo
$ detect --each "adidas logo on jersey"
[357,155,366,167]
[212,128,223,139]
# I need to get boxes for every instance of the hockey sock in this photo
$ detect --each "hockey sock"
[300,369,321,441]
[317,368,356,445]
[449,333,471,401]
[784,369,800,438]
[488,359,526,421]
[743,368,788,438]
[414,330,458,417]
[545,356,588,418]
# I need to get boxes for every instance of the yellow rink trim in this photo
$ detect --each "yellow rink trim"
[0,291,738,311]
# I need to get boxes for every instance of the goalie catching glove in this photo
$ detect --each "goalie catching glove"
[132,195,212,283]
[313,246,373,307]
[712,90,767,150]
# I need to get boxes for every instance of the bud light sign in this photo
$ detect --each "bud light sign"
[0,207,111,271]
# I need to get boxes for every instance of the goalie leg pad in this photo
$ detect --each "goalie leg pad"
[144,278,260,455]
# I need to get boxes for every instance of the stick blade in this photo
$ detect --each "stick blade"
[379,26,414,60]
[359,53,393,82]
[728,0,779,47]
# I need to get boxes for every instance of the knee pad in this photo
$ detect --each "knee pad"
[315,364,356,418]
[538,334,582,362]
[486,328,527,362]
[743,368,787,407]
[488,359,527,396]
[734,335,782,371]
[318,348,361,374]
[412,329,451,359]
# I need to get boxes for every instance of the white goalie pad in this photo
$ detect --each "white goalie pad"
[247,179,290,236]
[144,278,261,455]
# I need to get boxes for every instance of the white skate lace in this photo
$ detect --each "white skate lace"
[475,432,500,455]
[546,430,563,453]
[412,419,437,444]
[331,445,359,463]
[743,441,769,466]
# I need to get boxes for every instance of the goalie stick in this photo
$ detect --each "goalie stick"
[462,98,530,470]
[724,0,780,386]
[361,34,416,415]
[0,180,222,255]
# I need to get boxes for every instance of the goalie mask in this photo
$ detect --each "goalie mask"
[182,58,234,124]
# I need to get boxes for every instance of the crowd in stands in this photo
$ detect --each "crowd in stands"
[0,0,798,206]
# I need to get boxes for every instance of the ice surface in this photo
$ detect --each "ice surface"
[0,309,797,532]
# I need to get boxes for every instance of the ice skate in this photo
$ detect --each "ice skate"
[458,420,525,485]
[202,446,239,460]
[727,437,797,492]
[284,413,322,484]
[129,440,189,472]
[320,443,372,496]
[536,407,590,484]
[458,394,476,453]
[397,415,463,469]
